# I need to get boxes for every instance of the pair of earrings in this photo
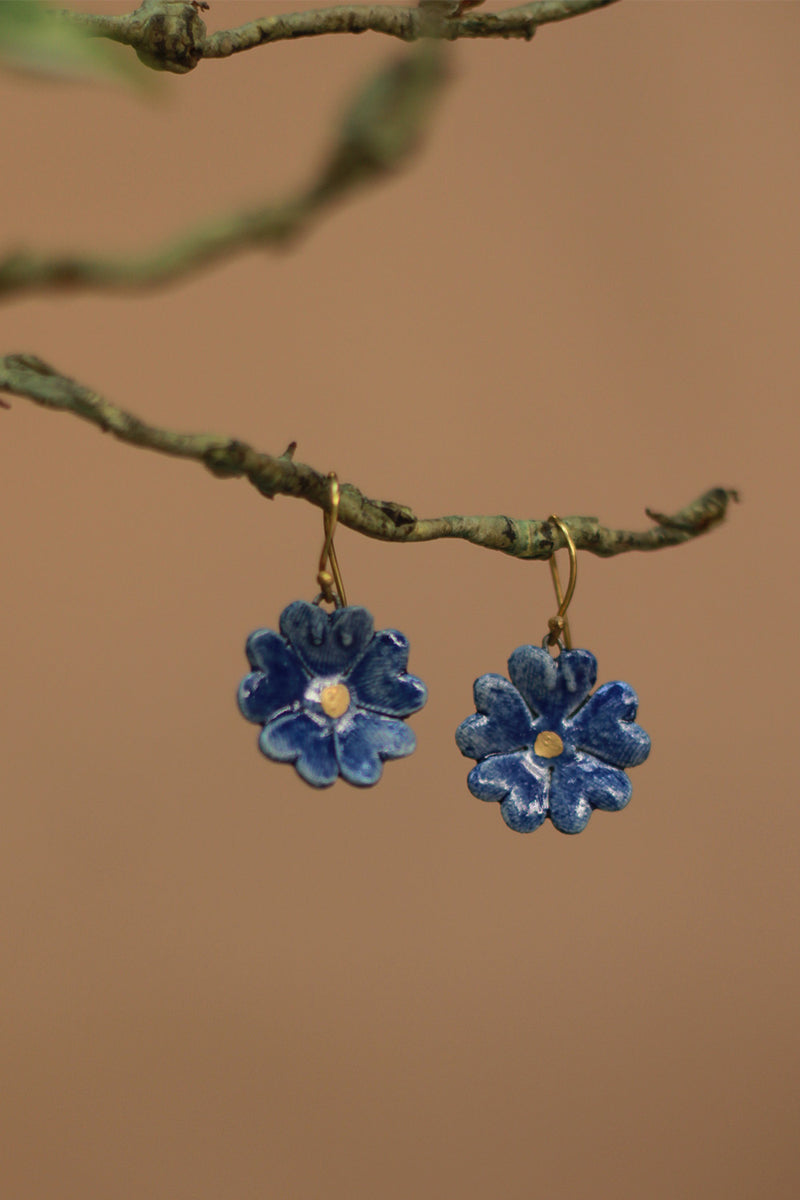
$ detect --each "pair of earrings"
[237,476,651,835]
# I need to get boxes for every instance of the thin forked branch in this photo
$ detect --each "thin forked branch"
[0,353,737,559]
[59,1,620,74]
[5,1,616,300]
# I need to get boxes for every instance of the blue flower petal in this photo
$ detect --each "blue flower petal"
[568,681,651,768]
[259,710,339,787]
[335,710,416,786]
[467,752,550,833]
[346,629,427,717]
[279,601,374,678]
[239,629,307,723]
[455,673,536,760]
[508,645,598,723]
[549,752,632,833]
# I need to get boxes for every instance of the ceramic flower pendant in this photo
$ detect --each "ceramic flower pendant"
[455,644,650,833]
[238,600,427,787]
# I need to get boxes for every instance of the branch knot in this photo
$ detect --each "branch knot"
[132,0,207,73]
[202,439,249,477]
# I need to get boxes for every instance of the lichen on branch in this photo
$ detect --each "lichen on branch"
[57,0,620,75]
[0,353,737,560]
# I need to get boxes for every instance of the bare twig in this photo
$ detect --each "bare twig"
[0,353,737,559]
[57,0,619,74]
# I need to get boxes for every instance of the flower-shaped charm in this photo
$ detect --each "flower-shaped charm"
[455,645,650,834]
[238,600,427,787]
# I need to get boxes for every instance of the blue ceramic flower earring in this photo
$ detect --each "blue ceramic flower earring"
[238,474,427,788]
[455,516,650,834]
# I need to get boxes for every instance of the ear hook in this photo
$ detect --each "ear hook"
[316,473,348,608]
[546,515,577,651]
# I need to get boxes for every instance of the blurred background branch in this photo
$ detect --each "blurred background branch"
[0,42,448,301]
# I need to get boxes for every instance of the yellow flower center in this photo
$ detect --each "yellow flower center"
[534,730,564,758]
[320,683,351,719]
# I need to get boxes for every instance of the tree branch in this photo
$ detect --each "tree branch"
[0,42,447,302]
[0,353,737,559]
[7,0,616,301]
[57,0,620,74]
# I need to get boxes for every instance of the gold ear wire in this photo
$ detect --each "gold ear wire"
[546,515,577,650]
[316,473,348,608]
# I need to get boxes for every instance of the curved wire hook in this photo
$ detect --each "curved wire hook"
[546,515,577,650]
[316,472,348,608]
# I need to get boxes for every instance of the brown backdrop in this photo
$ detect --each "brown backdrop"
[2,3,798,1197]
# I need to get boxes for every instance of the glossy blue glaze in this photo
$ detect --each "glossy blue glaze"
[455,645,650,834]
[238,600,427,787]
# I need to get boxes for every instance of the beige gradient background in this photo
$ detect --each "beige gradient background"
[2,2,799,1197]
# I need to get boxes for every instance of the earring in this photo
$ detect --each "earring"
[455,516,650,834]
[237,473,427,788]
